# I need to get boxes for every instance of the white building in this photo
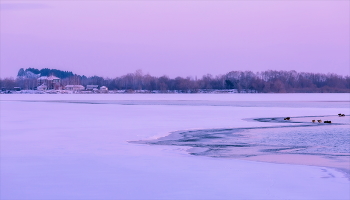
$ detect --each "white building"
[37,75,61,90]
[100,86,108,93]
[65,85,85,91]
[86,85,99,90]
[37,84,47,91]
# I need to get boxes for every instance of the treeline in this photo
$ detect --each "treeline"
[18,68,75,79]
[1,68,349,93]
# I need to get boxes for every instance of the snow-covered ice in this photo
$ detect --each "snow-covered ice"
[1,93,349,199]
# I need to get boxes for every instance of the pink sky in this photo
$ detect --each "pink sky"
[1,1,349,78]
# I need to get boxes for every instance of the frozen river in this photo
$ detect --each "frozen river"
[1,93,349,199]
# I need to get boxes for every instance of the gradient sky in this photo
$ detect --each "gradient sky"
[1,1,349,78]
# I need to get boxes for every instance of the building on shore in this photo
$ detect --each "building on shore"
[86,85,99,90]
[37,75,61,90]
[100,86,108,93]
[37,84,48,91]
[64,85,85,91]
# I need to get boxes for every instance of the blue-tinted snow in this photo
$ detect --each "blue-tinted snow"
[0,93,349,199]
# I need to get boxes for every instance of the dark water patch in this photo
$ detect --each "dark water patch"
[250,115,349,126]
[130,115,350,170]
[260,146,309,153]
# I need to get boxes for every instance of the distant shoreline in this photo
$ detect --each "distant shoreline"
[2,68,350,93]
[1,89,350,95]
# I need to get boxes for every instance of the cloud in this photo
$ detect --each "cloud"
[0,3,49,11]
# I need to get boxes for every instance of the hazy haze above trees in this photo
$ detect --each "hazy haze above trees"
[1,1,348,78]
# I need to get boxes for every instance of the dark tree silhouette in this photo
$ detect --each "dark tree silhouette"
[3,68,350,93]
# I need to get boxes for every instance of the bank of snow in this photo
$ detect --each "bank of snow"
[0,94,349,199]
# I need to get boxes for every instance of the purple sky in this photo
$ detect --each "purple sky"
[1,1,349,78]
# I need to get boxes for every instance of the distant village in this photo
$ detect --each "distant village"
[2,74,111,94]
[1,73,240,94]
[1,70,239,94]
[0,68,349,93]
[35,75,109,93]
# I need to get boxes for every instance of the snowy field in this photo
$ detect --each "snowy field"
[1,93,349,199]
